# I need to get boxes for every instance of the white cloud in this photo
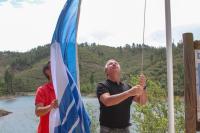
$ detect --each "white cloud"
[0,0,66,51]
[0,0,45,7]
[150,24,200,44]
[0,0,200,51]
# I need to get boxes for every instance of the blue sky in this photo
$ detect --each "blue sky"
[0,0,200,52]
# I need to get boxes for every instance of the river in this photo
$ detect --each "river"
[0,96,100,133]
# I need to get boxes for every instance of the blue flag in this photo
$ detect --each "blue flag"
[49,0,91,132]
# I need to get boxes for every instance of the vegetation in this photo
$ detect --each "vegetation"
[86,104,99,133]
[0,42,184,96]
[4,66,14,94]
[131,76,184,132]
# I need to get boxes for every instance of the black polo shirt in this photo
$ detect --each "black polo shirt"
[96,79,133,128]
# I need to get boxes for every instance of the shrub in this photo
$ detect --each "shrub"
[130,76,184,132]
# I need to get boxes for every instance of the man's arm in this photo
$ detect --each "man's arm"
[100,85,143,107]
[35,99,58,117]
[133,74,148,105]
[133,91,148,105]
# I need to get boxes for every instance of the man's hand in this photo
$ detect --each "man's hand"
[128,85,143,96]
[133,91,147,105]
[50,99,58,109]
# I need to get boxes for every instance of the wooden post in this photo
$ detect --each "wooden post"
[183,33,198,132]
[194,41,200,131]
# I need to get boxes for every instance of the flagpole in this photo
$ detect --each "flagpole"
[165,0,175,132]
[76,0,82,91]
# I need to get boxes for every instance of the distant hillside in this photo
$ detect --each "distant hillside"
[0,42,184,96]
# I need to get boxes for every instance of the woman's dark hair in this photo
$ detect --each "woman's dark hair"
[43,61,50,80]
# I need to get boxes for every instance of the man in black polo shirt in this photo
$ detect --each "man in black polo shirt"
[96,59,147,133]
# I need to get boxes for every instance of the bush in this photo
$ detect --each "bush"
[130,76,184,132]
[80,83,95,94]
[86,104,99,133]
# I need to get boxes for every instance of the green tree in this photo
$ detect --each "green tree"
[150,54,154,65]
[118,46,123,55]
[130,76,184,132]
[4,66,14,94]
[132,43,136,49]
[125,44,131,49]
[90,72,95,89]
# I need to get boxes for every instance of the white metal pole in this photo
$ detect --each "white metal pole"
[165,0,175,132]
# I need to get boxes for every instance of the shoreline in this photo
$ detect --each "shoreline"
[0,92,35,117]
[0,109,12,117]
[0,92,35,100]
[0,92,95,117]
[0,92,96,100]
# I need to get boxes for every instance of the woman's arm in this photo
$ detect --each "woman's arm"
[35,99,58,117]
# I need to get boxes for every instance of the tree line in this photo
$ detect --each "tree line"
[0,42,184,96]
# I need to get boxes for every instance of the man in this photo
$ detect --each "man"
[96,59,147,133]
[35,61,58,133]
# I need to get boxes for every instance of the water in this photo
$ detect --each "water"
[0,96,99,133]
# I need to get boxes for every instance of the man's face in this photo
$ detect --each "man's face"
[45,64,52,79]
[106,60,121,77]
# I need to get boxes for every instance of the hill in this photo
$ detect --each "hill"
[0,42,184,96]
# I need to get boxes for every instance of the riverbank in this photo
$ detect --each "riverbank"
[0,93,34,117]
[0,91,96,100]
[0,109,11,117]
[0,96,98,133]
[81,93,96,97]
[0,92,35,100]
